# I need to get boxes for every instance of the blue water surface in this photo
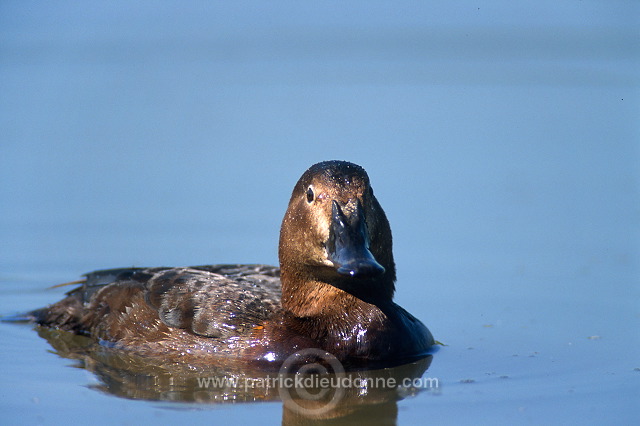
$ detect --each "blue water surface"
[1,1,639,424]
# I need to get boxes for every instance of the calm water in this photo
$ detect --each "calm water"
[1,2,639,424]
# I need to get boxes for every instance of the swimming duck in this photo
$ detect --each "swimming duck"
[30,161,434,369]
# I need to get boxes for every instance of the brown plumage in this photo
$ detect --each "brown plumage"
[29,161,434,369]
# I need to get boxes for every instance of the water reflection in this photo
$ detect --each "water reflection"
[37,326,435,423]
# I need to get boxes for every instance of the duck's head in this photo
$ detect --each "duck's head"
[279,161,396,315]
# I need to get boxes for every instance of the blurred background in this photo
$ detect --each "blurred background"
[1,1,638,424]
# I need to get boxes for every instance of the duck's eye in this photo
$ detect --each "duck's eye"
[306,187,315,203]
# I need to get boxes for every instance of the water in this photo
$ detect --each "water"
[1,1,639,424]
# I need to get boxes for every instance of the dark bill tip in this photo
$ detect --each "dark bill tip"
[336,260,386,278]
[328,200,385,278]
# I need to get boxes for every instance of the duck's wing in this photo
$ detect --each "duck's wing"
[32,265,281,342]
[141,266,281,338]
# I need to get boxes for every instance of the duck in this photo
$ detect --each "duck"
[29,160,434,369]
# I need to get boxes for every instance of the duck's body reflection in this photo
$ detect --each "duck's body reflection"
[37,325,434,423]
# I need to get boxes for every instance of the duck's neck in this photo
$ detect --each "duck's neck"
[279,266,393,319]
[278,267,405,362]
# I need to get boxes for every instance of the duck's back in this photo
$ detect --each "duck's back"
[31,265,282,356]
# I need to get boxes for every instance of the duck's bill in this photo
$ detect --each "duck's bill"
[327,200,386,278]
